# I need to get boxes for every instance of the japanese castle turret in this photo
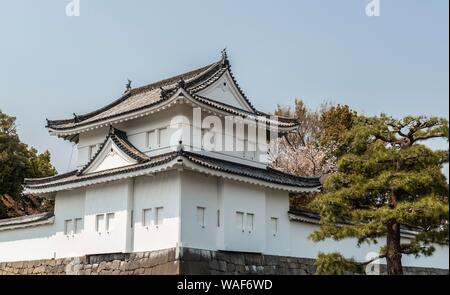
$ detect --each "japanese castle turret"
[0,52,447,274]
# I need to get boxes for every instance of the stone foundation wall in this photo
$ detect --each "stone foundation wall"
[0,247,448,275]
[179,248,449,275]
[0,248,179,275]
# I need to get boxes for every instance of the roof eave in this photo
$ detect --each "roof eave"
[47,90,297,138]
[24,152,321,195]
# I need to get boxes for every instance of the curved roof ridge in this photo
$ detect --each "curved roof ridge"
[46,60,222,127]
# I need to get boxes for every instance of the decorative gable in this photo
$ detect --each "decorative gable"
[83,138,138,174]
[196,71,254,112]
[79,127,150,175]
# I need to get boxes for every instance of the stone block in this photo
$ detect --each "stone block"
[32,266,46,274]
[181,261,210,275]
[218,260,227,272]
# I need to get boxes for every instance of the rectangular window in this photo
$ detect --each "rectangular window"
[155,207,164,226]
[236,137,244,154]
[106,213,115,232]
[143,208,152,227]
[147,130,157,149]
[236,211,244,232]
[74,218,83,234]
[217,209,220,227]
[270,217,278,236]
[201,128,208,148]
[130,210,134,228]
[158,127,168,147]
[64,219,72,235]
[246,213,254,232]
[197,207,206,228]
[96,214,105,232]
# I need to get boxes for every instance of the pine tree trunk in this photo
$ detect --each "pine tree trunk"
[386,221,403,275]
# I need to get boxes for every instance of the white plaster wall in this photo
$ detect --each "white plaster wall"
[0,170,448,270]
[83,180,132,255]
[77,126,109,168]
[0,225,54,262]
[132,171,181,252]
[196,72,252,111]
[179,171,220,250]
[53,189,86,258]
[264,189,291,256]
[117,107,180,155]
[77,104,268,169]
[221,179,266,253]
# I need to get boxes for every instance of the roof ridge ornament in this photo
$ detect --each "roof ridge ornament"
[108,125,115,135]
[159,86,169,98]
[124,79,132,93]
[177,140,184,152]
[177,78,186,88]
[221,47,229,67]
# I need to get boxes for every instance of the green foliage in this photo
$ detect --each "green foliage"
[315,252,363,275]
[310,113,449,274]
[319,104,358,159]
[0,110,56,203]
[0,202,6,217]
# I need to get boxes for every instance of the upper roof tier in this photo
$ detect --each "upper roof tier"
[46,51,298,142]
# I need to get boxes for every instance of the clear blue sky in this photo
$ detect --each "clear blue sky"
[0,0,448,174]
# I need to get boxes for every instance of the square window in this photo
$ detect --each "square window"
[64,219,72,235]
[270,217,278,236]
[106,213,115,232]
[155,207,164,226]
[147,130,157,149]
[74,218,83,234]
[197,207,206,228]
[236,212,244,231]
[158,127,168,147]
[246,213,254,232]
[143,208,152,227]
[96,214,105,232]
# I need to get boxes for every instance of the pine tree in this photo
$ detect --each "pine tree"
[0,110,56,218]
[310,114,449,275]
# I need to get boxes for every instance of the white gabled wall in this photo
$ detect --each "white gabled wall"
[196,71,253,112]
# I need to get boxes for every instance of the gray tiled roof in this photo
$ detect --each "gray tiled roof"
[46,54,298,133]
[24,152,178,189]
[182,151,321,188]
[0,212,54,228]
[46,61,221,130]
[24,150,321,191]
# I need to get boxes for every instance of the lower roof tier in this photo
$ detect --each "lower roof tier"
[24,150,321,195]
